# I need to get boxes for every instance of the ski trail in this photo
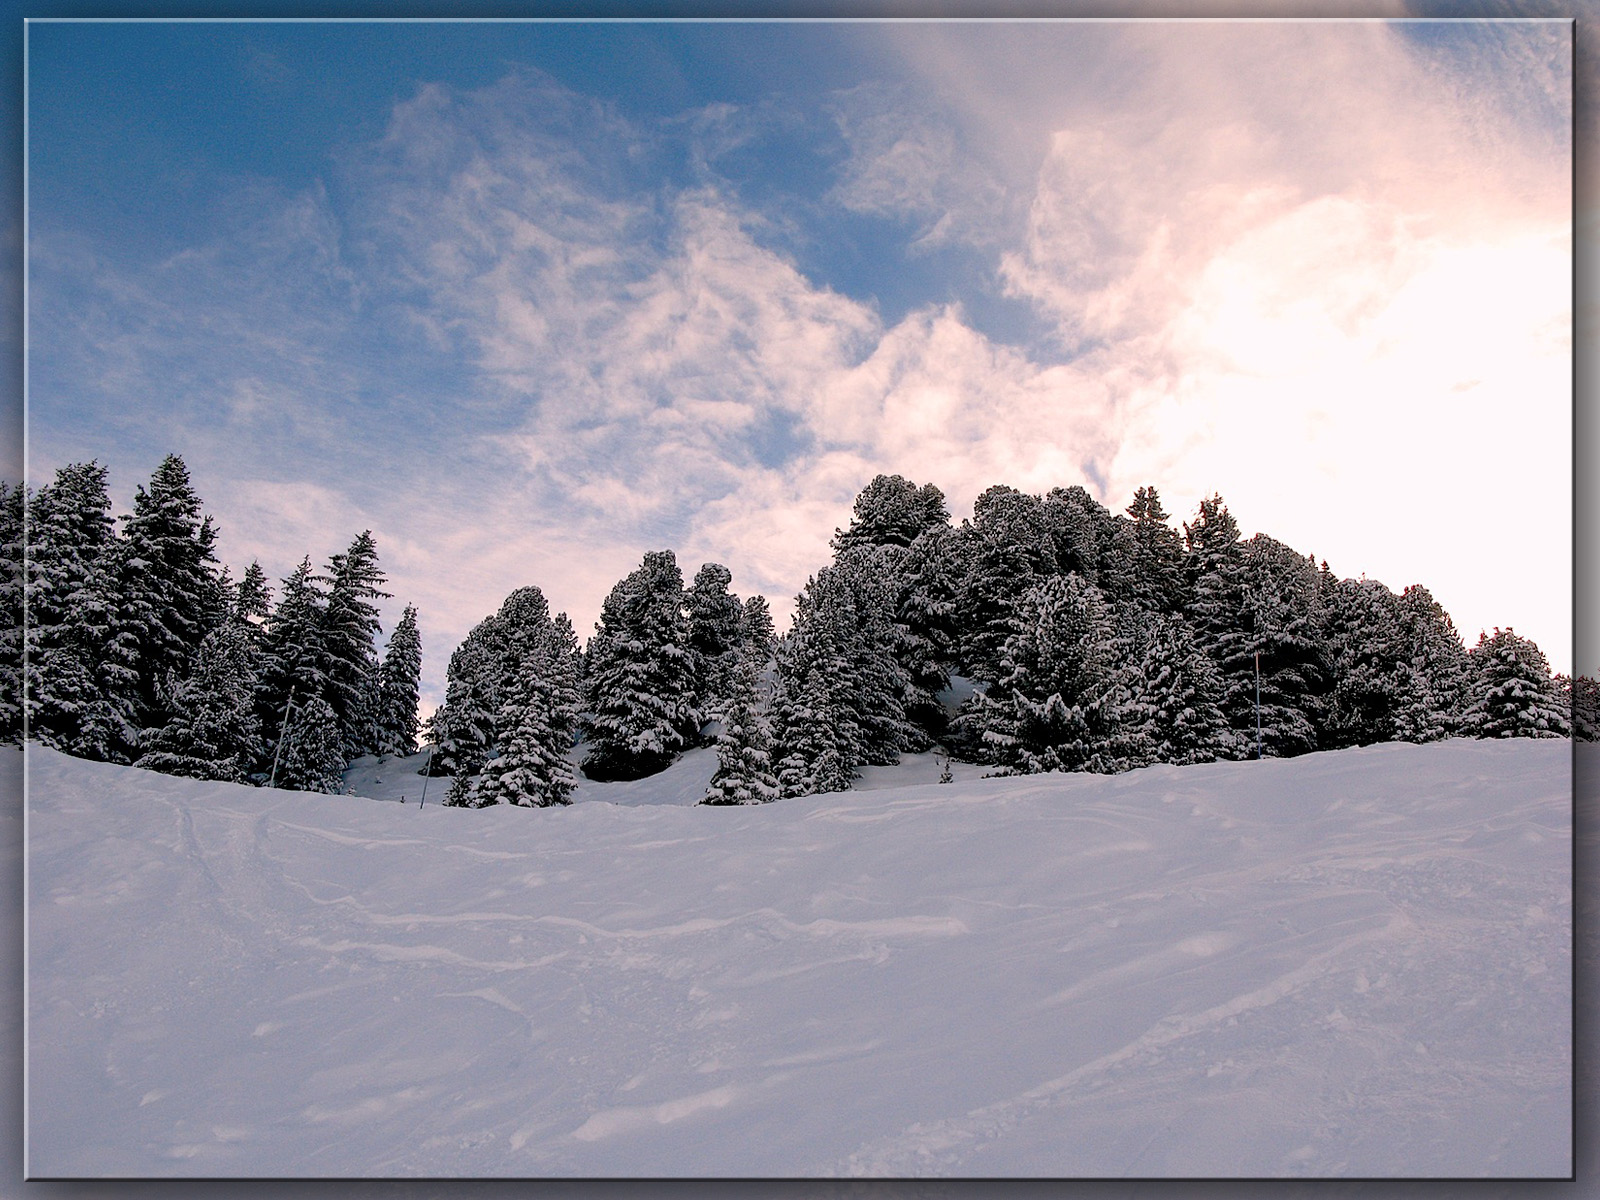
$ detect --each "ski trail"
[830,912,1416,1177]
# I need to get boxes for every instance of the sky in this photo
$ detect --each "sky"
[23,18,1574,714]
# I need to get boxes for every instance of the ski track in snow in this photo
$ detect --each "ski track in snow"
[23,739,1572,1178]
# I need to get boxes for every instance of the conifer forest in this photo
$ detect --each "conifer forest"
[9,458,1591,806]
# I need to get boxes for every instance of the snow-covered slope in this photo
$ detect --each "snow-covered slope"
[26,740,1570,1178]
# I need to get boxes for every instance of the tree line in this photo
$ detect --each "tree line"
[9,462,1590,806]
[425,473,1591,810]
[7,456,421,790]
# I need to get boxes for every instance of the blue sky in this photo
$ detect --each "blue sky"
[25,19,1574,712]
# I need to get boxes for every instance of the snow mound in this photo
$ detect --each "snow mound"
[26,739,1570,1177]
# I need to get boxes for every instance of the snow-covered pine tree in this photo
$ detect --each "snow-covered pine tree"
[255,557,330,774]
[374,604,422,758]
[741,595,776,662]
[770,579,860,797]
[428,632,499,779]
[116,454,228,729]
[0,482,23,743]
[1321,577,1410,749]
[583,550,700,781]
[1123,485,1186,614]
[964,574,1126,775]
[1462,628,1570,739]
[1186,517,1325,759]
[686,562,745,720]
[1570,674,1600,742]
[1124,614,1232,765]
[133,620,262,783]
[831,473,950,551]
[443,770,480,808]
[273,694,346,793]
[476,657,574,807]
[475,593,581,808]
[317,531,390,759]
[703,658,780,805]
[25,462,140,761]
[234,560,273,644]
[954,485,1056,682]
[1395,584,1472,740]
[891,526,962,746]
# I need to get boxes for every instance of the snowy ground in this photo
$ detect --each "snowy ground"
[25,739,1571,1178]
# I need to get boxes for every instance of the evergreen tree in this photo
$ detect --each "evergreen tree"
[1125,614,1232,765]
[583,550,700,781]
[273,694,346,792]
[25,462,139,761]
[255,557,329,772]
[832,474,950,551]
[475,595,581,808]
[702,659,780,805]
[234,560,273,641]
[375,604,422,757]
[1321,577,1410,749]
[686,562,745,718]
[317,530,390,758]
[1395,585,1472,740]
[117,454,227,727]
[443,770,481,808]
[954,485,1056,682]
[892,526,962,745]
[770,578,861,797]
[962,575,1127,775]
[428,631,499,778]
[1570,674,1600,742]
[741,595,775,661]
[1123,485,1186,614]
[1462,629,1570,739]
[0,483,23,744]
[133,620,261,783]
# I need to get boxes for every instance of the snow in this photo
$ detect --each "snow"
[25,738,1571,1178]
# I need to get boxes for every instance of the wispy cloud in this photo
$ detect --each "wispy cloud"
[26,21,1573,708]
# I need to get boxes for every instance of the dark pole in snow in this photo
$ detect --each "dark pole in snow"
[418,742,436,809]
[1254,651,1263,760]
[268,685,297,790]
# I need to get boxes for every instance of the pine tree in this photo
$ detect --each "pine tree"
[317,531,390,758]
[25,462,139,761]
[475,595,580,808]
[1570,674,1600,742]
[117,454,228,728]
[583,550,700,781]
[234,560,273,643]
[273,694,346,792]
[770,582,860,797]
[1124,615,1232,765]
[964,574,1126,776]
[954,485,1056,682]
[891,527,962,747]
[443,771,480,808]
[832,474,951,551]
[1462,628,1570,739]
[428,632,499,778]
[133,620,261,783]
[741,595,775,661]
[255,557,329,772]
[686,562,745,719]
[1396,584,1472,740]
[0,482,23,744]
[1123,485,1186,614]
[1321,577,1410,749]
[375,604,423,758]
[703,658,780,805]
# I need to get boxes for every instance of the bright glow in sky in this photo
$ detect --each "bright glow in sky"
[25,19,1573,712]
